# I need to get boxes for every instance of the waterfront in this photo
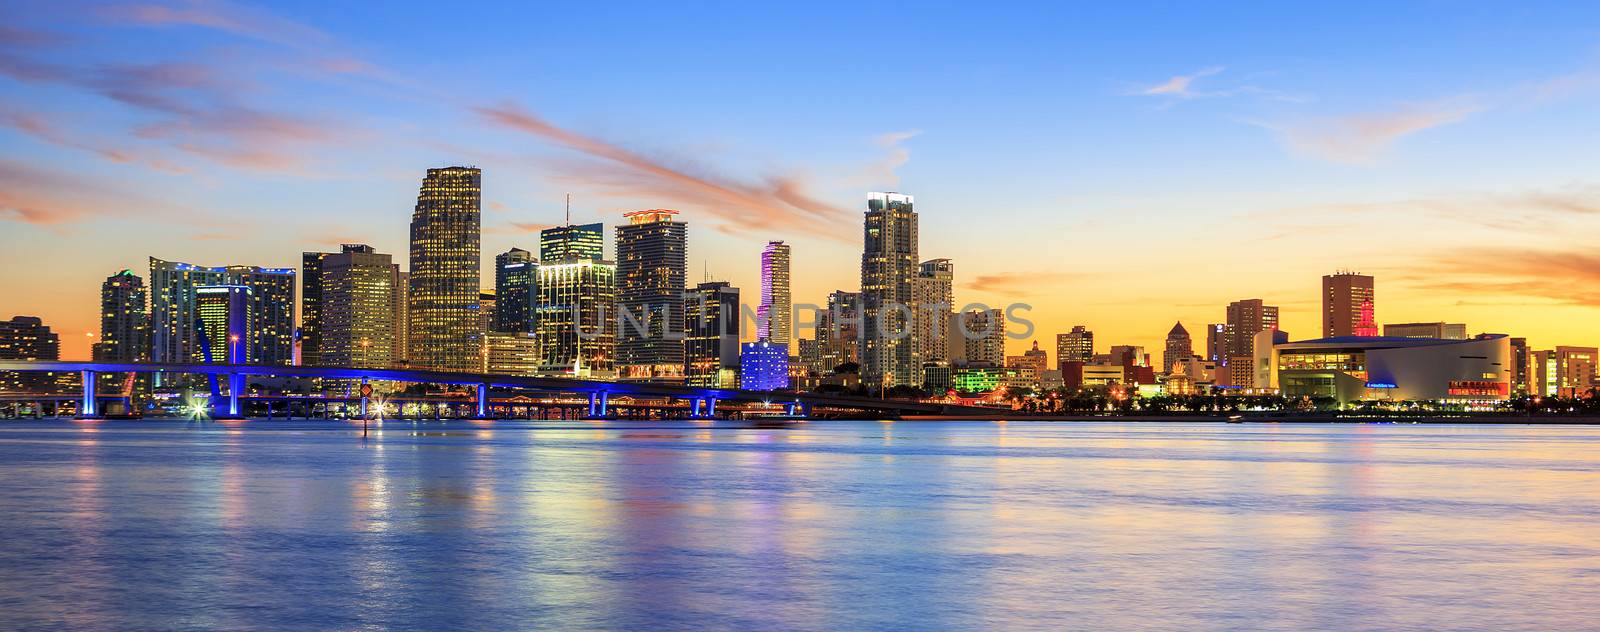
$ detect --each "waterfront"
[1,420,1598,630]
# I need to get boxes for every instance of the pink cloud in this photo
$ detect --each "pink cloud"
[476,101,853,240]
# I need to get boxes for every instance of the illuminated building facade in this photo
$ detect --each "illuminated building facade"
[0,316,60,392]
[535,257,616,378]
[1322,272,1375,338]
[1056,326,1093,365]
[1384,322,1468,340]
[95,270,148,363]
[952,366,1008,393]
[494,248,537,334]
[756,241,792,347]
[407,166,481,372]
[1508,337,1530,394]
[1273,335,1512,403]
[739,340,789,391]
[195,286,253,364]
[486,332,541,377]
[539,222,604,262]
[685,281,740,387]
[302,245,402,369]
[860,192,920,387]
[149,258,294,366]
[1163,322,1191,371]
[616,209,687,381]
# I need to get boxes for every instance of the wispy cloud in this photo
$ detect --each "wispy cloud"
[0,106,189,173]
[1140,66,1225,97]
[0,158,175,225]
[1271,99,1480,163]
[963,272,1080,296]
[97,0,332,51]
[1408,249,1600,306]
[476,101,855,239]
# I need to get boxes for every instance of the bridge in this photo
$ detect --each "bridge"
[0,360,1000,420]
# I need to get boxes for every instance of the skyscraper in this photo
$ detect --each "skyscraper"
[1225,299,1279,387]
[616,209,687,381]
[686,281,740,387]
[95,270,148,363]
[914,258,954,367]
[1163,322,1192,371]
[817,290,861,372]
[1056,326,1094,365]
[1225,299,1279,359]
[149,258,294,366]
[860,192,919,387]
[195,286,253,364]
[961,308,1006,367]
[536,223,616,378]
[539,222,604,262]
[1205,324,1226,363]
[756,241,792,347]
[1322,271,1375,338]
[493,248,537,334]
[302,245,403,369]
[407,166,481,372]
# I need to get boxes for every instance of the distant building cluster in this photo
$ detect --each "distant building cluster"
[1,167,1595,407]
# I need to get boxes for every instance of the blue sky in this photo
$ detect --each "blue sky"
[4,0,1600,359]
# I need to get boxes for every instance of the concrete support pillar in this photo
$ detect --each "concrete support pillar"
[706,397,716,418]
[476,383,489,419]
[226,373,244,418]
[587,392,598,418]
[78,370,99,418]
[597,391,609,418]
[785,401,798,416]
[689,397,702,418]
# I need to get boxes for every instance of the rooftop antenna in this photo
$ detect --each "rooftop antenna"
[565,193,571,226]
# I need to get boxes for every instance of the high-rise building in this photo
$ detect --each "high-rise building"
[1322,272,1375,338]
[817,290,861,372]
[494,248,538,333]
[302,245,403,369]
[686,281,740,387]
[1205,323,1227,364]
[1225,299,1278,387]
[95,270,148,363]
[1225,299,1279,359]
[1509,337,1530,395]
[407,166,481,372]
[0,316,60,392]
[1163,322,1192,371]
[756,241,792,347]
[1384,322,1467,340]
[740,340,789,391]
[914,258,954,366]
[536,224,616,378]
[539,222,604,262]
[860,192,920,387]
[961,308,1006,367]
[1555,346,1598,396]
[616,209,687,381]
[149,258,294,366]
[478,292,497,336]
[195,286,253,364]
[1056,326,1093,365]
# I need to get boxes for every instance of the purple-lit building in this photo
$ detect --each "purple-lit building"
[740,340,789,391]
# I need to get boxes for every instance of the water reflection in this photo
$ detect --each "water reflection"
[0,421,1598,629]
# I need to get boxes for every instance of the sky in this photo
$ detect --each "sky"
[3,0,1599,361]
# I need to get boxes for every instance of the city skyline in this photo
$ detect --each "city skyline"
[5,2,1600,361]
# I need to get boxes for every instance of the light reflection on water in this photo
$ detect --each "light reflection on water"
[0,420,1598,630]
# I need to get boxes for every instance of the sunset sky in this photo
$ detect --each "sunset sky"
[3,1,1599,360]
